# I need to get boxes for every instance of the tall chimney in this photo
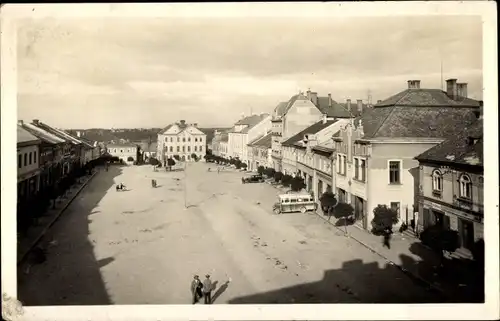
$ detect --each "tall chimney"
[446,79,458,99]
[357,99,363,114]
[328,93,332,107]
[346,99,351,113]
[457,83,468,98]
[310,92,318,106]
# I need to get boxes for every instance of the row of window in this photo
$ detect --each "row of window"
[109,148,135,153]
[165,136,203,143]
[337,154,397,184]
[18,151,37,169]
[432,170,474,199]
[165,145,204,153]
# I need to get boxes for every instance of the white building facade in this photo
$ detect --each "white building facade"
[157,120,207,162]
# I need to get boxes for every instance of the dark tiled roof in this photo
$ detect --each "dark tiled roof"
[282,120,338,147]
[273,101,289,119]
[248,132,272,148]
[356,106,479,139]
[316,97,363,118]
[235,114,269,127]
[17,125,40,144]
[374,89,480,108]
[415,120,483,167]
[22,123,65,144]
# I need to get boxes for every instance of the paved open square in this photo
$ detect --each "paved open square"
[18,162,444,305]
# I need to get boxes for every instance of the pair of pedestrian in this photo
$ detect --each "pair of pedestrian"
[191,274,213,304]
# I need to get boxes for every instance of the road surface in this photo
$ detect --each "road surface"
[18,162,444,305]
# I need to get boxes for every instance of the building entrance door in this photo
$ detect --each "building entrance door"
[459,219,474,250]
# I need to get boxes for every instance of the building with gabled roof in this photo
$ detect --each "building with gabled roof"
[247,131,273,171]
[156,120,207,163]
[211,129,230,158]
[415,119,483,258]
[330,78,481,232]
[17,125,42,215]
[228,113,271,167]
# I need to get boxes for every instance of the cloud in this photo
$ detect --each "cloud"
[16,15,483,128]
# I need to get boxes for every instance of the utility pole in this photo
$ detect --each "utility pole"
[184,160,187,208]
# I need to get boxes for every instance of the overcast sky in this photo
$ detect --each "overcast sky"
[17,15,482,129]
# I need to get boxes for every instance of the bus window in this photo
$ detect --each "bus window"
[290,199,297,203]
[283,198,289,203]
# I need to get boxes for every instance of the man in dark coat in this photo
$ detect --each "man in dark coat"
[190,275,203,304]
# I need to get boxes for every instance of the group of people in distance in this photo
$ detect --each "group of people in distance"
[191,274,214,304]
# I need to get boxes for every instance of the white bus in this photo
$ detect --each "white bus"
[272,193,317,214]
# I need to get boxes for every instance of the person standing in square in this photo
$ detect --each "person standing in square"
[203,274,213,304]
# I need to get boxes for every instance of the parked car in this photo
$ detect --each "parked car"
[242,174,265,184]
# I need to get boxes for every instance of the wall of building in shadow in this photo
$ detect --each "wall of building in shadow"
[228,258,448,304]
[17,165,124,306]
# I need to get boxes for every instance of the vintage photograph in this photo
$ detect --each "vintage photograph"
[2,3,497,319]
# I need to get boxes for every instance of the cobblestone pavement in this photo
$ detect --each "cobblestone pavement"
[18,162,444,305]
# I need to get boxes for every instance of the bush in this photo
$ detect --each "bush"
[173,155,180,161]
[235,160,242,169]
[281,174,293,187]
[265,167,276,178]
[149,157,160,166]
[127,156,134,162]
[191,153,197,161]
[274,171,283,183]
[167,158,176,167]
[420,225,460,258]
[257,166,265,176]
[241,163,248,170]
[332,202,355,232]
[290,176,305,192]
[371,204,399,235]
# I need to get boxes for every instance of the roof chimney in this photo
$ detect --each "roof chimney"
[377,100,382,104]
[306,89,311,100]
[357,99,363,114]
[446,79,458,99]
[193,123,198,127]
[407,80,421,89]
[76,131,81,137]
[457,83,468,98]
[33,119,39,125]
[328,93,332,107]
[322,113,327,124]
[310,92,318,106]
[18,120,23,126]
[346,99,351,113]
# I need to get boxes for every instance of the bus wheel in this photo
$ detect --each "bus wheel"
[300,207,307,214]
[273,208,281,215]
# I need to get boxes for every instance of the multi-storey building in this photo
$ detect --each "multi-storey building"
[281,116,351,200]
[106,143,139,164]
[271,90,361,173]
[211,129,230,158]
[17,125,42,206]
[156,120,207,162]
[415,119,483,257]
[247,131,273,171]
[228,114,271,167]
[331,79,481,231]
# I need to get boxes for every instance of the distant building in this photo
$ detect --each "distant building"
[415,119,483,258]
[106,143,139,164]
[156,120,207,162]
[211,129,230,158]
[247,131,273,171]
[228,113,272,167]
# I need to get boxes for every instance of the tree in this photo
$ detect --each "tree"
[420,225,460,265]
[281,174,293,187]
[241,163,248,170]
[319,191,338,214]
[173,155,180,161]
[235,159,242,169]
[371,204,399,235]
[127,156,134,162]
[191,153,197,161]
[167,158,176,170]
[331,202,355,233]
[265,167,276,178]
[257,166,265,176]
[149,157,160,166]
[290,176,305,192]
[274,171,283,183]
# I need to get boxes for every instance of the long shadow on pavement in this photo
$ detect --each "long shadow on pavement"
[17,165,123,306]
[228,258,448,304]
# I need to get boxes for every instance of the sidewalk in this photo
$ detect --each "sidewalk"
[312,211,483,302]
[17,170,99,265]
